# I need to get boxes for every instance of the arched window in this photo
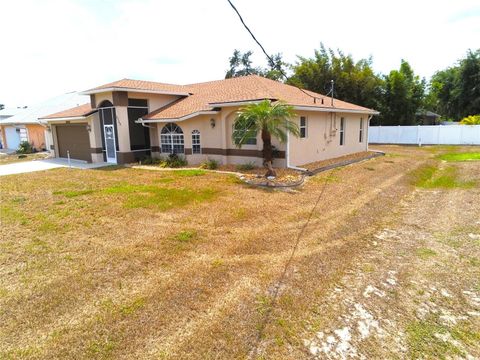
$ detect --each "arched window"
[160,123,184,154]
[233,120,257,145]
[191,130,201,154]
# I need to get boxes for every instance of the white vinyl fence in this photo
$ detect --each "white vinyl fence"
[369,125,480,145]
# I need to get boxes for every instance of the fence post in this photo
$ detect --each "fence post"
[417,125,421,146]
[67,150,71,168]
[397,125,401,144]
[437,125,441,145]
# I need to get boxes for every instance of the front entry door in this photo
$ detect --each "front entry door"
[104,124,117,163]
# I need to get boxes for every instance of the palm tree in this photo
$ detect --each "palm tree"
[232,100,300,177]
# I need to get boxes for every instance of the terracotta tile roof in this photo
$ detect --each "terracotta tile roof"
[84,78,192,95]
[40,103,95,120]
[143,75,376,120]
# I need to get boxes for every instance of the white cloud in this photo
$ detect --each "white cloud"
[0,0,478,106]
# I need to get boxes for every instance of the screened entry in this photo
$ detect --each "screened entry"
[160,123,184,154]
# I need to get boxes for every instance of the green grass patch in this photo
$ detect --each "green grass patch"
[416,247,437,259]
[174,230,197,243]
[438,152,480,162]
[119,297,145,316]
[104,183,217,210]
[406,319,463,358]
[170,169,206,177]
[53,189,96,198]
[412,165,476,189]
[87,337,116,358]
[0,204,28,225]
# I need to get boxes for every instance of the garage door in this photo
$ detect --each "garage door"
[56,124,91,162]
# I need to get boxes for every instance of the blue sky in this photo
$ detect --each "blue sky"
[1,0,479,107]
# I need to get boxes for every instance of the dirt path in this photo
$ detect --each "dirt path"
[303,161,480,359]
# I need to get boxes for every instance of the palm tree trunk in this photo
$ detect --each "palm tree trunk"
[261,129,276,177]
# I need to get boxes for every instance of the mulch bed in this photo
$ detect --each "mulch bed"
[301,151,384,174]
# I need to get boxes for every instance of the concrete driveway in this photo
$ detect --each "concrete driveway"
[0,158,109,176]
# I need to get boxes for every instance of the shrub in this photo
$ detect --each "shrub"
[200,158,219,170]
[165,153,187,168]
[236,162,256,171]
[140,156,162,165]
[17,141,34,154]
[460,115,480,125]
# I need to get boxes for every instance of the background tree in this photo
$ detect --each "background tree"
[233,100,299,177]
[425,49,480,120]
[0,104,4,110]
[288,44,383,110]
[378,60,425,125]
[225,50,262,78]
[225,50,288,81]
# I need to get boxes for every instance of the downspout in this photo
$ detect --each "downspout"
[366,114,373,151]
[286,128,308,172]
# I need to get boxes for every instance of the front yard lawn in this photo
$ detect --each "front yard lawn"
[1,146,479,359]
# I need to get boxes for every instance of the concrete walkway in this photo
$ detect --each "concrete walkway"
[0,158,109,176]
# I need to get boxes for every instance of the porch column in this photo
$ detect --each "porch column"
[89,113,104,163]
[149,123,161,158]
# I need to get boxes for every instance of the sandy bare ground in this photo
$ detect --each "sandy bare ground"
[0,145,478,359]
[303,159,480,359]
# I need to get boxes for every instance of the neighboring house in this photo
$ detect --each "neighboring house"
[0,107,27,149]
[415,110,442,125]
[40,76,378,167]
[0,92,87,151]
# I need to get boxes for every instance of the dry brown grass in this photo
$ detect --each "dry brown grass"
[0,145,478,359]
[0,152,49,165]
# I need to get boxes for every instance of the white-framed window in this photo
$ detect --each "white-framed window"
[192,129,201,154]
[233,121,257,145]
[340,117,345,146]
[160,123,184,154]
[300,116,307,138]
[359,118,364,143]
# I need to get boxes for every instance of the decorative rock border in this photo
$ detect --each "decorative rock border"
[238,151,385,189]
[239,174,306,188]
[305,151,385,176]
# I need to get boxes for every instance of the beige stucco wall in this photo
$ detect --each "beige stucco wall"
[154,108,288,166]
[128,92,181,112]
[94,92,113,106]
[288,112,368,167]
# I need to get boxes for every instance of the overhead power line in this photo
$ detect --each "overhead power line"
[226,0,330,105]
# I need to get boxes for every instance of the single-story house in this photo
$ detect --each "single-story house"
[0,92,87,151]
[40,75,378,167]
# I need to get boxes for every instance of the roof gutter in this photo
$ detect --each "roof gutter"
[208,99,272,107]
[137,110,219,124]
[80,87,191,97]
[293,105,379,115]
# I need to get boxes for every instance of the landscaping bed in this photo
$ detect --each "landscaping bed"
[301,151,382,173]
[0,151,50,165]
